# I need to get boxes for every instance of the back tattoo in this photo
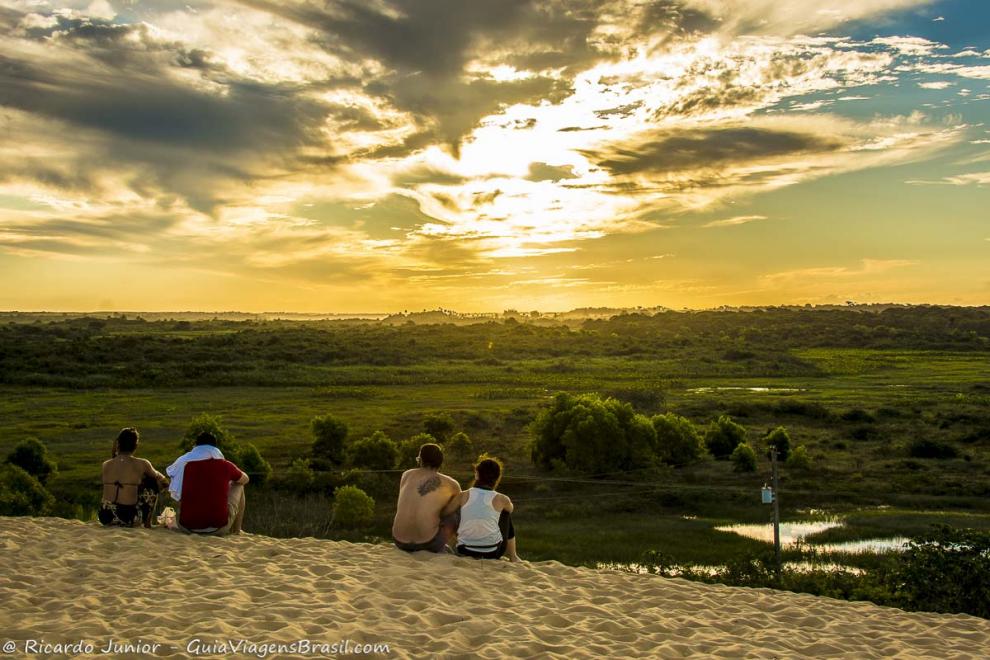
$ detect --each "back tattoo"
[417,475,441,496]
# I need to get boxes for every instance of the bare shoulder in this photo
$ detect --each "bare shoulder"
[494,493,512,506]
[442,473,462,491]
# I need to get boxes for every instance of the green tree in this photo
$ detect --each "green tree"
[347,431,399,470]
[731,442,758,472]
[331,485,375,529]
[423,412,455,443]
[705,415,746,459]
[180,413,234,453]
[530,392,657,473]
[398,433,437,468]
[311,415,349,465]
[651,413,704,466]
[0,464,54,515]
[786,445,811,471]
[281,458,316,494]
[7,438,57,485]
[238,443,273,487]
[763,426,791,461]
[446,431,473,460]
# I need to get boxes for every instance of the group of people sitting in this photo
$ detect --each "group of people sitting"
[99,427,248,534]
[100,429,520,560]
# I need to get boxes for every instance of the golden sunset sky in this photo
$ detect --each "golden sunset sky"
[1,0,988,311]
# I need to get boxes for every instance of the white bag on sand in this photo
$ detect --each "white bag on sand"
[157,506,178,530]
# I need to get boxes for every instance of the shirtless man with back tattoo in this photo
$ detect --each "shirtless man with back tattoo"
[392,443,461,553]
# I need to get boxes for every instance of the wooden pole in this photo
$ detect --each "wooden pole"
[771,447,781,582]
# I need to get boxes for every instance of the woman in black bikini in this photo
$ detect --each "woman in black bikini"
[99,428,169,528]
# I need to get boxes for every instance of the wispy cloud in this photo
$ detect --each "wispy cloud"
[702,215,769,228]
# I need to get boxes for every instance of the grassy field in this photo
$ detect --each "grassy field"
[2,342,990,569]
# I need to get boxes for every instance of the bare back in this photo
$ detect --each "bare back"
[392,468,461,544]
[101,455,157,505]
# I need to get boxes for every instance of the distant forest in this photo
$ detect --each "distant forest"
[1,307,988,388]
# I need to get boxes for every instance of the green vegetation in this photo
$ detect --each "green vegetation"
[705,415,747,459]
[346,431,399,470]
[7,438,58,485]
[1,307,989,616]
[731,442,758,472]
[530,392,657,473]
[332,485,375,529]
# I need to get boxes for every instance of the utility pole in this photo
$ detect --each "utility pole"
[771,447,782,582]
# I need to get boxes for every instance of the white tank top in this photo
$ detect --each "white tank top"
[457,488,502,550]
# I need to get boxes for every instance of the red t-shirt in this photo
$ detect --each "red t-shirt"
[178,459,243,530]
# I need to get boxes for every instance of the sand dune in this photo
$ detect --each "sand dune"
[0,517,987,658]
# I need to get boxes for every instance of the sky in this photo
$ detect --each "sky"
[0,0,988,312]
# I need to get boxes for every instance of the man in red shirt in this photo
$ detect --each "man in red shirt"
[175,432,249,535]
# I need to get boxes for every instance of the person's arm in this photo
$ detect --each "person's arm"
[495,493,514,514]
[441,490,466,517]
[236,470,249,485]
[142,459,169,486]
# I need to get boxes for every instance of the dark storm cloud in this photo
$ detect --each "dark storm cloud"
[583,127,845,176]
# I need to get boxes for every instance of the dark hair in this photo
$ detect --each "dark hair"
[116,427,139,454]
[195,431,218,447]
[418,443,444,469]
[473,457,503,489]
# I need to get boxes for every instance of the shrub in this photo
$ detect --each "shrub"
[7,438,57,485]
[398,433,438,468]
[181,413,238,451]
[763,427,791,461]
[311,414,348,465]
[446,432,473,460]
[238,443,273,487]
[423,412,455,443]
[883,525,990,618]
[704,415,746,459]
[731,442,757,472]
[841,408,875,423]
[908,439,959,459]
[530,392,657,474]
[280,458,316,494]
[347,431,399,470]
[651,413,704,466]
[786,445,811,471]
[0,464,54,516]
[331,485,375,529]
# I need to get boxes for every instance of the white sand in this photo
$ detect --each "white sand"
[0,517,987,658]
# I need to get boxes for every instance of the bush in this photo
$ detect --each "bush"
[0,464,54,515]
[238,443,273,487]
[423,412,455,443]
[841,408,875,423]
[180,413,235,453]
[311,415,348,465]
[279,458,316,494]
[446,431,473,460]
[883,525,990,618]
[908,439,959,460]
[397,432,438,468]
[530,392,657,474]
[763,426,791,461]
[704,415,746,459]
[331,485,375,529]
[731,442,757,472]
[651,413,704,466]
[7,438,57,485]
[347,431,399,470]
[786,445,811,471]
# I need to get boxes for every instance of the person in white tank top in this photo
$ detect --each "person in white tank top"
[451,457,521,561]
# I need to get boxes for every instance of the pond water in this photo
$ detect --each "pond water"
[715,520,909,554]
[687,386,807,394]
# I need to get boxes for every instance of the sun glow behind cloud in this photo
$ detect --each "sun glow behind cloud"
[0,0,988,310]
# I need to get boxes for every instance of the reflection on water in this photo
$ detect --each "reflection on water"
[688,386,806,394]
[716,520,909,554]
[716,520,843,545]
[598,561,865,576]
